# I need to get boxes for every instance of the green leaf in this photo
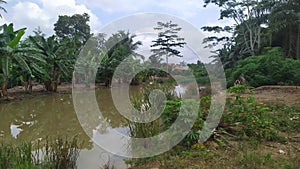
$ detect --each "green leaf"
[30,62,49,77]
[2,56,11,76]
[8,28,26,48]
[14,54,32,76]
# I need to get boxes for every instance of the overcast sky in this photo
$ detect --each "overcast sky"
[0,0,234,36]
[0,0,234,63]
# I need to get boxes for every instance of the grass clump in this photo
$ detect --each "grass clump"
[0,137,81,169]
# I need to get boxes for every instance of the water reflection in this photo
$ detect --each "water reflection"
[0,85,190,168]
[0,87,131,168]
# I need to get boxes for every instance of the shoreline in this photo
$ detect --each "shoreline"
[1,84,299,106]
[0,83,104,104]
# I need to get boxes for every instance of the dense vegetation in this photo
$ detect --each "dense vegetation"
[126,85,300,169]
[227,47,300,87]
[0,0,299,168]
[0,0,299,97]
[202,0,300,87]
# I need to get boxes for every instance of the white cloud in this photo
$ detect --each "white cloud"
[79,0,205,18]
[156,0,205,18]
[78,0,149,13]
[1,0,101,37]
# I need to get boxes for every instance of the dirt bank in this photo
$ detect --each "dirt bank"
[0,83,103,104]
[1,84,299,105]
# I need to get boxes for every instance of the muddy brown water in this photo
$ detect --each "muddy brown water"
[0,86,146,169]
[0,84,189,169]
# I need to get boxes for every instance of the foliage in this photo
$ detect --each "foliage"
[203,0,274,56]
[0,137,81,169]
[224,85,279,140]
[268,104,300,134]
[128,84,202,150]
[203,0,300,69]
[54,13,91,46]
[0,23,28,97]
[9,38,48,92]
[97,31,142,86]
[0,0,6,18]
[269,0,300,59]
[151,21,186,72]
[188,60,209,85]
[29,35,73,91]
[230,47,300,87]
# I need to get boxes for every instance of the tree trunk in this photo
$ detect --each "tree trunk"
[105,79,111,87]
[24,76,32,93]
[1,75,8,99]
[249,29,255,56]
[166,55,169,73]
[29,77,33,93]
[288,26,293,58]
[257,27,261,55]
[297,24,300,60]
[44,79,55,92]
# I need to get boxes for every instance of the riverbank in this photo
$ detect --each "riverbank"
[0,83,104,104]
[0,84,299,168]
[127,85,300,169]
[2,84,299,105]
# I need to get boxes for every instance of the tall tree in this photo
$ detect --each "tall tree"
[269,0,300,59]
[54,13,91,45]
[203,0,274,57]
[151,21,186,73]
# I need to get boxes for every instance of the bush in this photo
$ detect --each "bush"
[230,47,300,87]
[223,85,279,140]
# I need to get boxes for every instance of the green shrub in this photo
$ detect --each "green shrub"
[223,85,279,140]
[230,47,300,87]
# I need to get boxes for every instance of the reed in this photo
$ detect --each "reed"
[0,137,81,169]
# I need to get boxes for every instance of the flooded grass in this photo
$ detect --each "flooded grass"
[0,137,81,169]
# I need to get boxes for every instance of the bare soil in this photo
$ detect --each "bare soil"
[0,83,103,104]
[250,85,300,106]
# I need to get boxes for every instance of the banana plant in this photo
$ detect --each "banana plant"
[29,35,73,92]
[12,38,49,92]
[0,23,26,99]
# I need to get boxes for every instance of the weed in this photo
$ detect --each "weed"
[0,137,81,169]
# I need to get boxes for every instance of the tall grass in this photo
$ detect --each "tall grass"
[0,137,81,169]
[128,84,178,139]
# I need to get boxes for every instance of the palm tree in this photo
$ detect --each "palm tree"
[99,31,142,86]
[0,0,7,18]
